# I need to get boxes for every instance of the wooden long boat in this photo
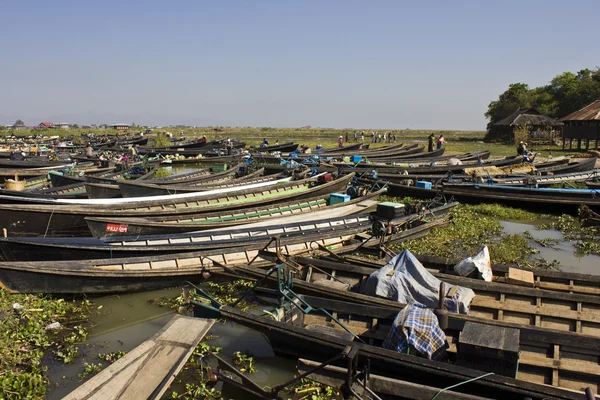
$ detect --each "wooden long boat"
[384,181,600,212]
[0,174,353,236]
[244,252,600,338]
[84,182,122,199]
[585,180,600,189]
[46,166,146,187]
[64,315,214,400]
[191,290,598,398]
[536,157,597,175]
[0,208,375,261]
[0,182,88,200]
[0,231,367,294]
[368,146,446,161]
[252,142,299,153]
[116,164,252,197]
[117,169,275,197]
[336,150,493,168]
[84,188,373,237]
[0,158,72,169]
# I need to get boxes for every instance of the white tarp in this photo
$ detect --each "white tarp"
[361,249,475,314]
[453,245,493,282]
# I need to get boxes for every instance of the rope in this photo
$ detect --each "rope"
[43,209,55,238]
[430,372,494,400]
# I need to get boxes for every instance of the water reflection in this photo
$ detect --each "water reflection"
[500,220,600,275]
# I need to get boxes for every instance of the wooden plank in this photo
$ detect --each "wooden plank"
[64,315,215,400]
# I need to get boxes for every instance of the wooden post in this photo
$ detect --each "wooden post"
[569,138,573,150]
[586,139,590,150]
[2,228,6,238]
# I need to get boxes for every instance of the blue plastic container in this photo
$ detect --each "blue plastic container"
[351,155,363,163]
[416,181,432,189]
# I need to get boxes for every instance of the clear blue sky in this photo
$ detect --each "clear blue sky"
[1,0,598,129]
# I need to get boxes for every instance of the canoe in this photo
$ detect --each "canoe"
[0,158,72,169]
[384,181,600,212]
[83,189,383,237]
[191,290,597,399]
[536,157,597,175]
[0,204,375,261]
[368,146,445,161]
[84,182,122,199]
[64,315,214,400]
[585,181,600,189]
[0,225,367,293]
[0,174,354,236]
[253,142,299,153]
[116,165,255,197]
[243,252,600,338]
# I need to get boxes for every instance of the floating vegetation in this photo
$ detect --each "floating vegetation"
[464,203,539,220]
[153,167,173,179]
[0,291,90,398]
[98,350,127,363]
[522,231,560,248]
[233,351,257,374]
[287,378,340,400]
[392,204,553,267]
[78,362,104,379]
[205,280,255,308]
[536,213,600,256]
[168,335,222,399]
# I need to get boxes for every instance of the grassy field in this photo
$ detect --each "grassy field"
[2,126,586,159]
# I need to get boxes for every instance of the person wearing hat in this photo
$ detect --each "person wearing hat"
[517,141,527,156]
[338,135,344,147]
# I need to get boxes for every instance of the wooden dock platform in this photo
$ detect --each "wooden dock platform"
[65,315,215,400]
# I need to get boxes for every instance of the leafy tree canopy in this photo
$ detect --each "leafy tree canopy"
[485,67,600,129]
[14,119,24,126]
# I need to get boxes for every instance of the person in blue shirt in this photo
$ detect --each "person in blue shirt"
[315,144,323,151]
[262,138,269,147]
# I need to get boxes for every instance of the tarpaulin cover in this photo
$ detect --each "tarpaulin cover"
[383,302,447,360]
[454,245,493,282]
[361,249,475,314]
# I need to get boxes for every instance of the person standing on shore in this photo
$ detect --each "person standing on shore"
[437,134,445,149]
[361,132,365,142]
[428,133,435,152]
[345,132,349,143]
[338,135,344,147]
[353,131,357,142]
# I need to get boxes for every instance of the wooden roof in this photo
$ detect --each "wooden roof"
[494,108,562,127]
[560,100,600,121]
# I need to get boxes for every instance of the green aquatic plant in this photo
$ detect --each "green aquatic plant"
[465,203,539,220]
[287,378,340,399]
[152,167,172,179]
[0,291,90,398]
[233,351,257,374]
[78,362,104,379]
[98,350,127,363]
[536,214,600,255]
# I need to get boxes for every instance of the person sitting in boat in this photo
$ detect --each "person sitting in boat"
[274,140,279,146]
[523,151,536,163]
[9,151,25,161]
[517,141,527,156]
[262,138,269,147]
[85,143,94,158]
[201,135,207,144]
[315,144,323,151]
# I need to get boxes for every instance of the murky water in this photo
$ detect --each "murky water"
[500,220,600,275]
[45,287,296,400]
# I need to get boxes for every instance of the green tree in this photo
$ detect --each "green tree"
[485,67,600,128]
[14,119,24,126]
